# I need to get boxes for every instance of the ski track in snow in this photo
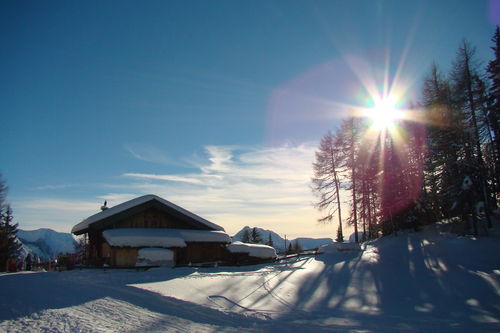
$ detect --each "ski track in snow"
[1,221,500,332]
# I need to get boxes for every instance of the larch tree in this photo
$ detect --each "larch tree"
[311,130,344,242]
[422,63,468,218]
[337,118,360,242]
[487,26,500,198]
[451,40,492,227]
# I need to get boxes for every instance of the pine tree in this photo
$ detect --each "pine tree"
[311,130,344,241]
[240,228,251,243]
[292,240,302,253]
[0,205,21,271]
[250,227,262,244]
[0,176,6,208]
[267,233,273,247]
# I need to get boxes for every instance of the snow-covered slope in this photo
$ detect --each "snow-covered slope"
[17,228,77,260]
[232,226,333,251]
[232,226,285,249]
[1,220,499,332]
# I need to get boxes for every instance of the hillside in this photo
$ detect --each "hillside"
[1,219,498,332]
[232,226,333,251]
[17,228,77,261]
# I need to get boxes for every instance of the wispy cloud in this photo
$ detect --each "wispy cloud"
[17,143,346,238]
[32,184,79,191]
[119,143,331,237]
[123,173,205,185]
[124,143,173,165]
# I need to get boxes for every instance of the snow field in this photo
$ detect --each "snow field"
[1,222,499,332]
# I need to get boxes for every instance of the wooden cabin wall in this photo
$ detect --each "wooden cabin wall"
[87,230,105,266]
[101,242,112,265]
[113,248,138,267]
[109,207,195,230]
[185,242,224,263]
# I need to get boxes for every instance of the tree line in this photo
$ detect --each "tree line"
[239,227,303,253]
[312,27,500,242]
[0,175,22,271]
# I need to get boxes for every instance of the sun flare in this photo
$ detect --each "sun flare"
[369,96,400,130]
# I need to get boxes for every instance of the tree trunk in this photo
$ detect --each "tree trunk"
[351,118,358,242]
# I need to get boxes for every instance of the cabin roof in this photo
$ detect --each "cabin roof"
[72,194,225,235]
[102,228,231,248]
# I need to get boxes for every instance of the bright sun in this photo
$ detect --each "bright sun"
[370,96,400,130]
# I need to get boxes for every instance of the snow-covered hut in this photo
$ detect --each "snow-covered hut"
[72,195,230,267]
[226,241,277,265]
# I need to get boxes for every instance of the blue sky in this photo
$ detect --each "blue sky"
[1,0,498,238]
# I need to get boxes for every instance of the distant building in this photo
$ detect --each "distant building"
[72,195,231,267]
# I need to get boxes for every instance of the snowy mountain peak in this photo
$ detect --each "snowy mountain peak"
[17,228,77,261]
[232,226,333,251]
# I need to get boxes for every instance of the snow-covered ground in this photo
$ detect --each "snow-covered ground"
[1,221,499,332]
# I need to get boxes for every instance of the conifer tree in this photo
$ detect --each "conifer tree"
[337,118,360,242]
[312,130,344,241]
[0,205,21,271]
[335,225,344,243]
[75,235,89,265]
[250,227,262,244]
[487,26,500,197]
[451,40,493,227]
[292,240,302,253]
[0,176,21,271]
[240,228,251,243]
[422,64,467,218]
[267,233,273,247]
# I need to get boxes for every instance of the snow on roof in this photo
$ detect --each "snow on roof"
[72,194,224,234]
[178,229,231,243]
[227,241,277,259]
[103,229,186,248]
[102,228,230,248]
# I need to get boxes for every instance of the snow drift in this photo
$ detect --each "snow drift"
[227,241,277,259]
[1,220,499,332]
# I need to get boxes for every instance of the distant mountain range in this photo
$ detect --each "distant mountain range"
[17,228,77,261]
[232,226,333,252]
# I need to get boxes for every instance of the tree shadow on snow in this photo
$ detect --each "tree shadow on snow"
[275,232,500,332]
